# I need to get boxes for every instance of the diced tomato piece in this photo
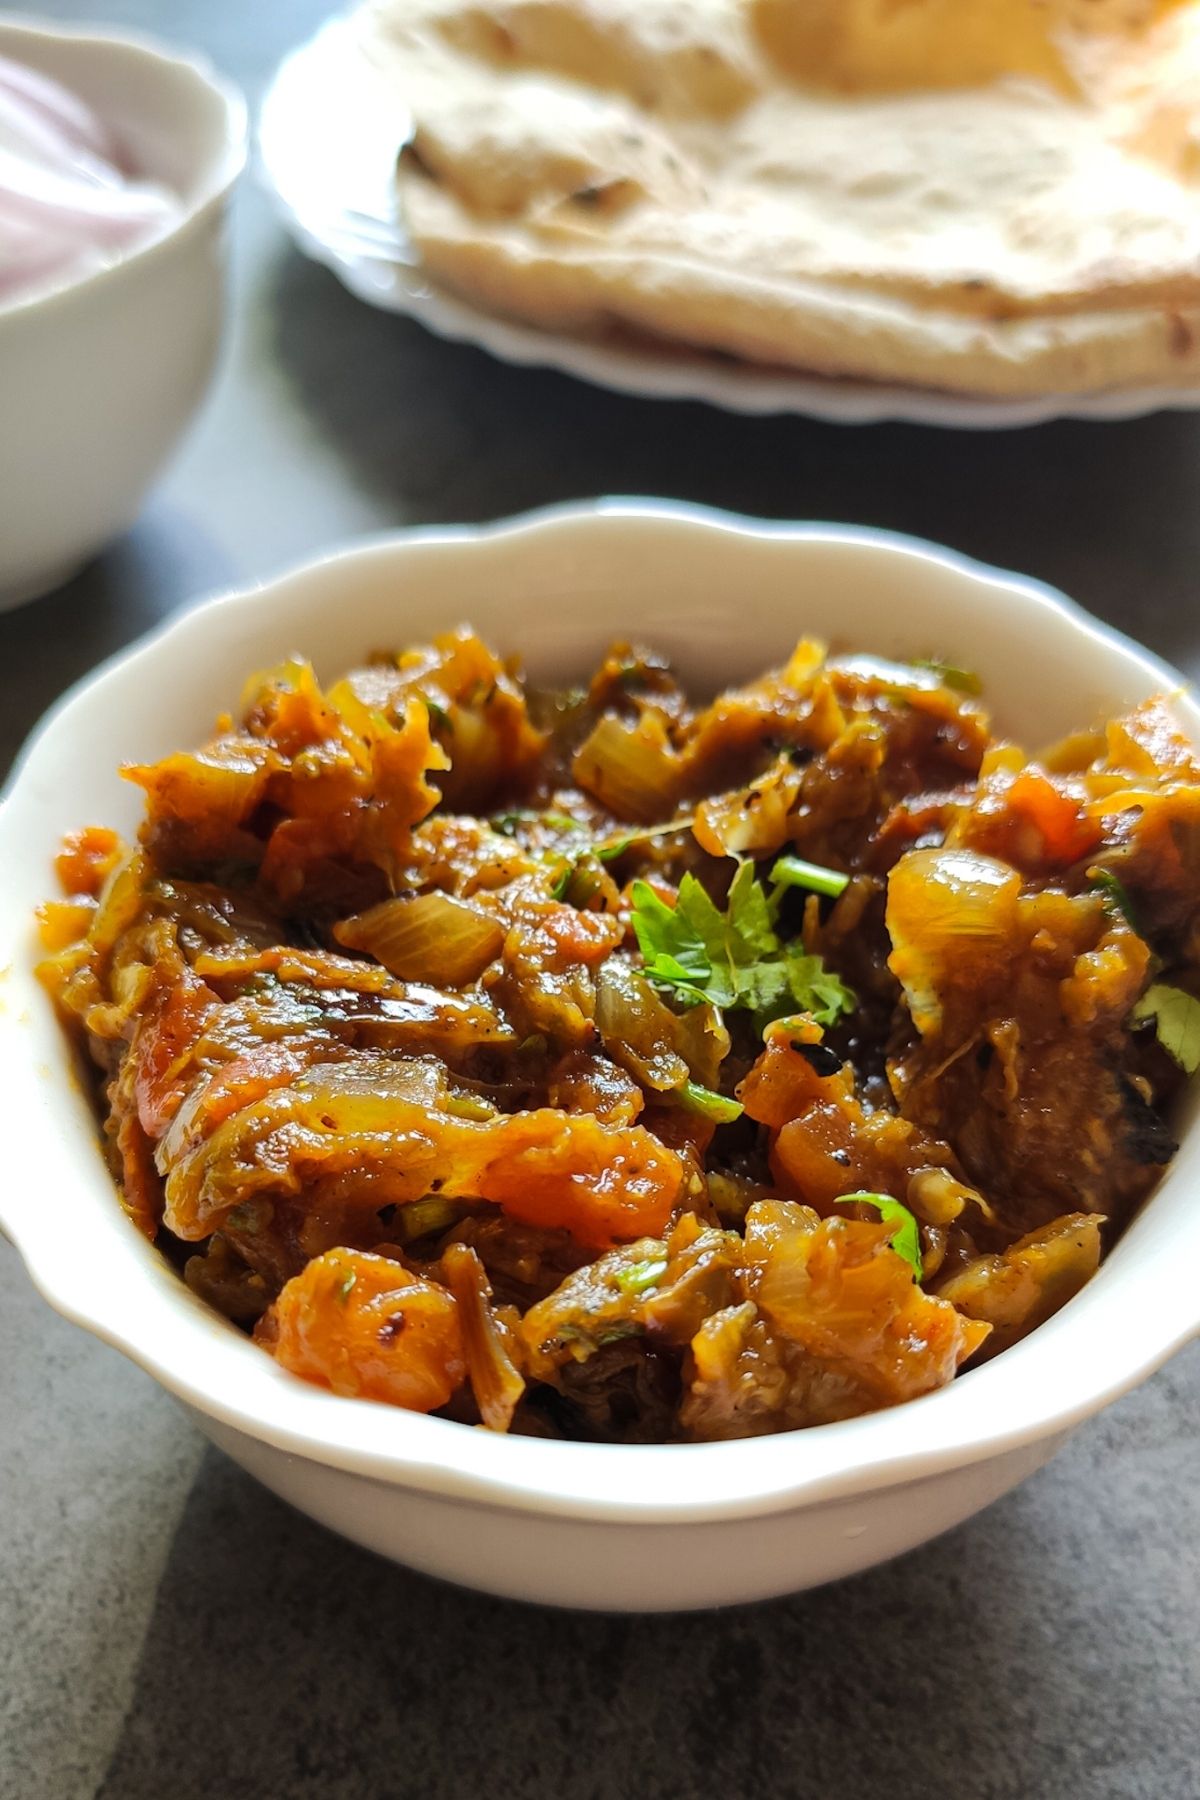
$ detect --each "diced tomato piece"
[260,1248,465,1413]
[132,971,220,1137]
[54,826,123,897]
[477,1117,681,1250]
[1005,769,1102,865]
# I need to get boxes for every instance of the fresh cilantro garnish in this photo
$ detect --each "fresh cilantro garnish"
[630,863,855,1027]
[1131,983,1200,1075]
[781,954,858,1029]
[628,878,720,1003]
[913,659,982,696]
[422,695,450,729]
[771,855,850,901]
[1087,867,1143,936]
[550,852,610,910]
[835,1192,923,1281]
[595,816,697,862]
[612,1256,669,1296]
[596,836,635,863]
[336,1270,357,1303]
[676,1080,744,1124]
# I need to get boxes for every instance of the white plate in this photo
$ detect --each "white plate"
[260,15,1200,429]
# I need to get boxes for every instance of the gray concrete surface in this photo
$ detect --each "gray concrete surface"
[1,5,1197,1796]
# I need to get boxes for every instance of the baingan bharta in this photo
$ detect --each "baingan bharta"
[38,630,1200,1440]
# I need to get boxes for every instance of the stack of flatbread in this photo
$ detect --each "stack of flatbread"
[358,0,1200,396]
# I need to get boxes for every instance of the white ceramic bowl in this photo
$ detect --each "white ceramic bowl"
[1,503,1197,1611]
[0,19,247,609]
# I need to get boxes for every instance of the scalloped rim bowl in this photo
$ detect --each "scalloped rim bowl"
[2,502,1197,1610]
[0,18,247,607]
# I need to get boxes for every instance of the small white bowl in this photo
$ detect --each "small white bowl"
[1,502,1196,1611]
[0,18,247,609]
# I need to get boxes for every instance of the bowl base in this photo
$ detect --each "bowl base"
[196,1409,1067,1612]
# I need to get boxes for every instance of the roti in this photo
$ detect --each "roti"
[358,0,1200,396]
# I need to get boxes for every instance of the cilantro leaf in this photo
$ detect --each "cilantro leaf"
[1132,983,1200,1074]
[913,658,982,696]
[1087,867,1143,936]
[674,874,733,973]
[595,815,696,862]
[629,879,714,996]
[835,1192,923,1281]
[771,855,850,901]
[726,859,777,957]
[550,851,613,910]
[735,960,793,1017]
[630,864,856,1028]
[612,1257,669,1296]
[785,950,857,1028]
[596,835,636,863]
[676,1080,744,1124]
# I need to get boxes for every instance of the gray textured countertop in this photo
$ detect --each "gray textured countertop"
[2,5,1198,1796]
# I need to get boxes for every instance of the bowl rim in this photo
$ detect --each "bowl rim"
[2,498,1198,1526]
[0,14,248,328]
